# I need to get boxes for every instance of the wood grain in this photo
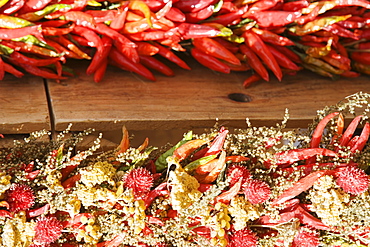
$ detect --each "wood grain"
[0,75,50,134]
[47,58,370,132]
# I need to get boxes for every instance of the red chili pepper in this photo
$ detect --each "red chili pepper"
[72,25,102,48]
[310,112,340,149]
[17,0,52,14]
[295,205,330,230]
[165,7,186,22]
[351,52,370,65]
[212,37,239,54]
[87,35,112,75]
[243,30,283,81]
[266,44,300,71]
[173,139,207,161]
[144,189,169,208]
[322,50,351,71]
[214,177,242,204]
[335,115,363,152]
[63,10,96,28]
[282,0,309,11]
[0,209,12,218]
[49,35,91,59]
[3,61,24,78]
[245,0,280,14]
[193,37,240,65]
[174,0,217,13]
[273,45,301,64]
[0,0,25,14]
[44,38,79,60]
[243,73,262,88]
[269,148,338,167]
[198,183,212,192]
[94,23,138,63]
[272,170,334,206]
[84,9,117,23]
[9,51,60,67]
[225,155,250,163]
[251,28,295,46]
[42,24,75,36]
[210,4,248,26]
[323,23,359,40]
[191,47,231,74]
[247,10,301,28]
[185,5,214,23]
[350,122,370,153]
[12,62,67,80]
[139,55,174,77]
[40,20,70,27]
[357,42,370,50]
[340,70,360,78]
[62,173,81,189]
[176,23,221,40]
[153,42,191,70]
[26,204,50,218]
[93,57,108,83]
[136,42,159,56]
[108,47,156,81]
[0,25,42,40]
[239,44,269,81]
[110,2,129,30]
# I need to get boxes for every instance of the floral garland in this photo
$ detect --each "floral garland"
[1,92,370,247]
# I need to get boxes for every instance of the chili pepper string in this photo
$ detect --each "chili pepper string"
[0,0,370,84]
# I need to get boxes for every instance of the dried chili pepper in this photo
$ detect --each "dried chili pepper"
[242,73,261,88]
[153,42,191,70]
[272,170,334,206]
[239,44,269,81]
[139,55,174,77]
[192,37,241,65]
[243,30,282,81]
[108,47,156,81]
[335,115,363,152]
[191,47,231,73]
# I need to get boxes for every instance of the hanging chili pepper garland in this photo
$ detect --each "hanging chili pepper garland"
[0,92,370,246]
[0,0,370,85]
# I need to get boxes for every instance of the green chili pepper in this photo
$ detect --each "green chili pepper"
[0,14,34,28]
[19,4,72,22]
[155,131,193,172]
[0,44,14,55]
[290,15,351,35]
[184,154,218,172]
[13,35,56,51]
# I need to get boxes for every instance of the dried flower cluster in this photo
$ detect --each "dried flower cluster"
[0,92,370,247]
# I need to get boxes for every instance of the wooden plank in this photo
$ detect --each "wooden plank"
[0,75,50,134]
[47,58,370,132]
